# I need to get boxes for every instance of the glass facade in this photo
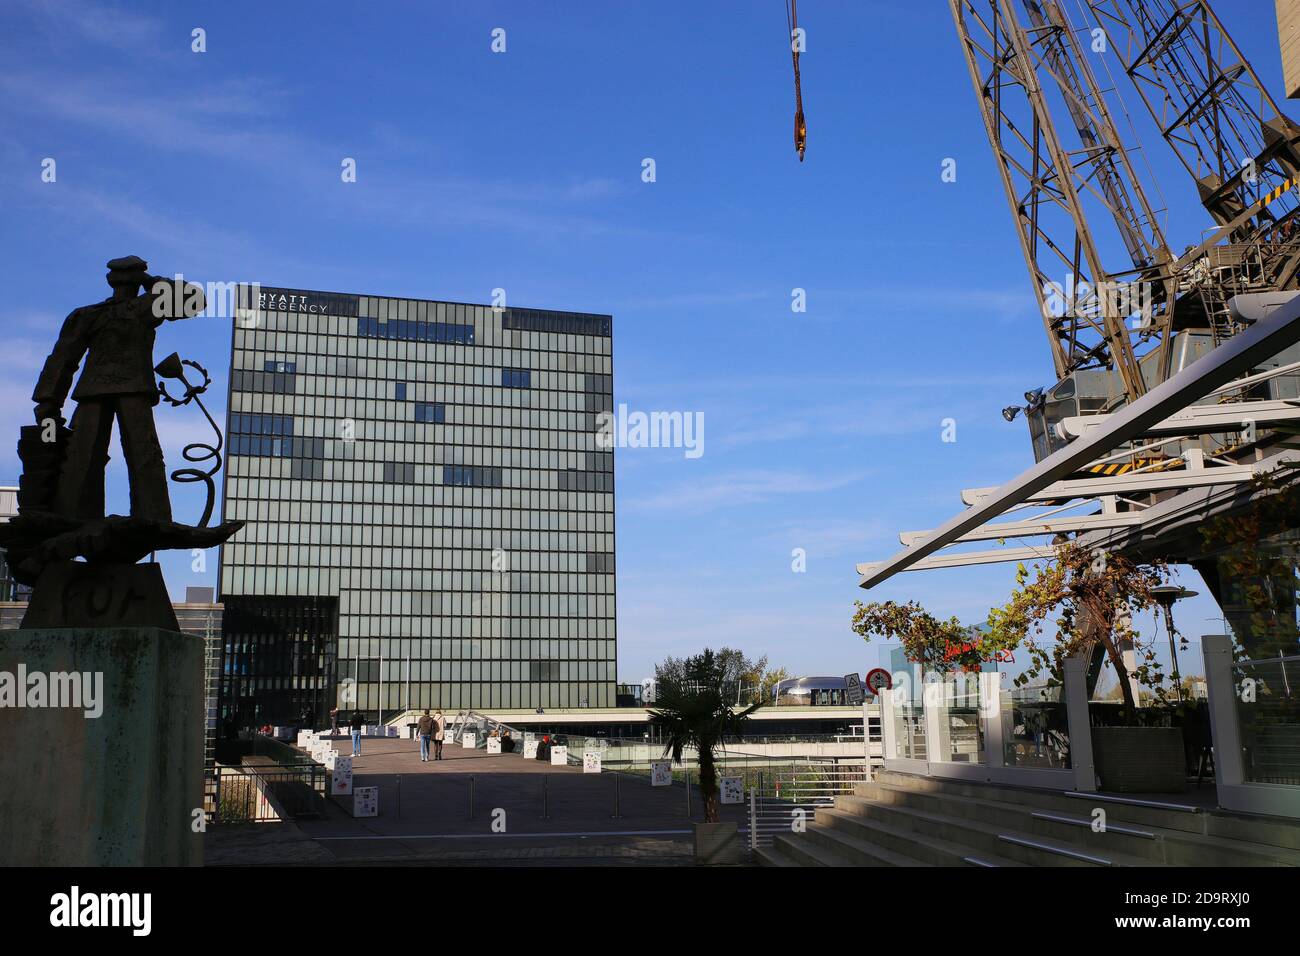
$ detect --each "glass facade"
[218,287,616,720]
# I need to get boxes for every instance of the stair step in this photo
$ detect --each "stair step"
[753,845,800,867]
[772,831,859,867]
[801,816,933,867]
[1060,790,1201,814]
[835,794,1158,866]
[1030,810,1156,840]
[870,770,1207,833]
[856,782,1166,861]
[997,833,1117,866]
[765,769,1300,867]
[816,806,1026,867]
[874,772,1300,862]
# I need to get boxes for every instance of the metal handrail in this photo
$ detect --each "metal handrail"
[745,759,872,850]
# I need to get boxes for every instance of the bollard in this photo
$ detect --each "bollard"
[611,771,622,820]
[468,775,474,820]
[685,767,692,818]
[541,775,550,819]
[396,774,402,819]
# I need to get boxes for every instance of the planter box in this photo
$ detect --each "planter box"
[1092,726,1187,793]
[694,821,742,865]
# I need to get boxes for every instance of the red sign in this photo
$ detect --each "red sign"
[865,668,892,694]
[942,640,1014,664]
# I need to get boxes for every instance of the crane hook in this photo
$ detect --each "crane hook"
[788,0,806,161]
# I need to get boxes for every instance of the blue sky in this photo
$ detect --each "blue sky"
[0,0,1288,681]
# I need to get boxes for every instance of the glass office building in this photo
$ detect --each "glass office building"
[218,287,616,726]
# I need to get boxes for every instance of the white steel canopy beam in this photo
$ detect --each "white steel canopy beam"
[898,509,1145,547]
[961,460,1257,506]
[859,544,1056,575]
[858,293,1300,590]
[1057,398,1300,440]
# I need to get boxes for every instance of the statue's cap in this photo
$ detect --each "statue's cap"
[106,255,148,273]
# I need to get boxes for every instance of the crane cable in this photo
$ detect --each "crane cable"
[787,0,806,161]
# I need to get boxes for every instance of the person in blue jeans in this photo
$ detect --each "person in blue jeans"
[417,709,434,762]
[349,709,364,756]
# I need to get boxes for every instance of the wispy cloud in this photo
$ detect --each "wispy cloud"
[618,290,769,310]
[12,0,164,51]
[757,517,892,559]
[628,468,871,513]
[0,65,659,243]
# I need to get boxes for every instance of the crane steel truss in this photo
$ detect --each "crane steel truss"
[1087,0,1300,228]
[1086,0,1300,345]
[951,0,1177,402]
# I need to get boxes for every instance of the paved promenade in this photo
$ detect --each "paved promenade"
[205,737,750,866]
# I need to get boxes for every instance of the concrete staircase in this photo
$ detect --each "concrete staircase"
[756,770,1300,867]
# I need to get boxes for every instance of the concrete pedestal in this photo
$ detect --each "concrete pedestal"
[0,627,204,865]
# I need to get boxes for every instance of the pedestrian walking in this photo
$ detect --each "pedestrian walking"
[350,709,364,757]
[417,709,434,762]
[433,710,446,760]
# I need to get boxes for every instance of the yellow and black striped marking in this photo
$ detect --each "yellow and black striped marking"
[1079,457,1183,477]
[1265,176,1300,208]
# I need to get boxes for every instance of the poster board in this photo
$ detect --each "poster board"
[550,745,569,765]
[486,737,502,754]
[650,761,672,786]
[523,739,538,759]
[583,751,602,773]
[720,776,744,804]
[331,756,353,796]
[461,732,477,749]
[352,784,376,816]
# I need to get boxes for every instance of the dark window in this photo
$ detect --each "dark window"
[263,360,297,374]
[414,402,445,424]
[383,462,417,484]
[394,382,408,401]
[441,464,503,487]
[502,308,610,338]
[502,368,531,389]
[359,318,473,344]
[232,369,295,394]
[229,414,295,457]
[528,662,560,681]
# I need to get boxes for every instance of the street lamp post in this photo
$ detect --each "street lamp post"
[1152,586,1198,703]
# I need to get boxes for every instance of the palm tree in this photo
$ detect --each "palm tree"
[648,649,759,822]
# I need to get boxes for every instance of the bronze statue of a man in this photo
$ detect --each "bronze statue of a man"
[33,255,201,524]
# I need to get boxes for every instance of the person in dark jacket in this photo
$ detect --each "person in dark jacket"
[417,710,435,762]
[350,710,364,757]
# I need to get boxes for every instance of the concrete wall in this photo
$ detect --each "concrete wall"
[0,627,205,865]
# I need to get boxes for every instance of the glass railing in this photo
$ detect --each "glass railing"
[997,654,1070,769]
[527,735,874,771]
[1236,653,1300,785]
